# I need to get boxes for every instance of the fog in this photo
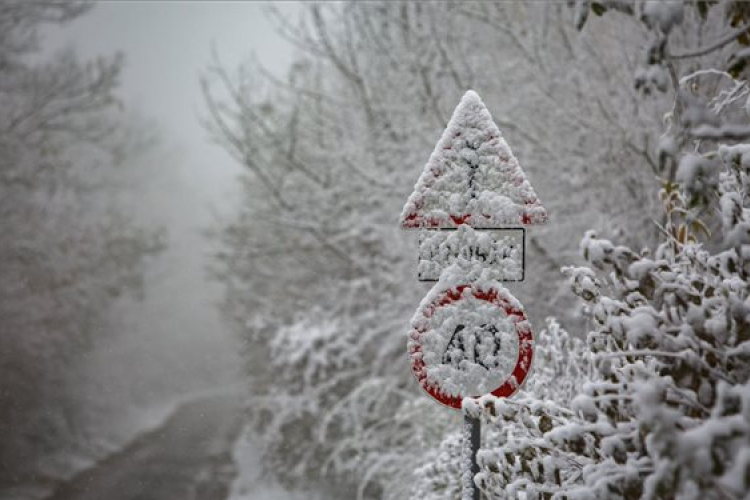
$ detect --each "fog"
[37,2,299,387]
[40,4,301,395]
[6,3,750,500]
[1,3,299,499]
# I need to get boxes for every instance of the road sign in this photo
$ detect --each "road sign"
[400,90,544,404]
[418,227,524,282]
[400,90,547,229]
[400,90,547,500]
[407,279,534,409]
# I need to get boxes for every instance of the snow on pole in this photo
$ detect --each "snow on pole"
[462,399,481,500]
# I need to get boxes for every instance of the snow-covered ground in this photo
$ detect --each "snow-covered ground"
[0,401,178,500]
[228,425,322,500]
[0,388,240,500]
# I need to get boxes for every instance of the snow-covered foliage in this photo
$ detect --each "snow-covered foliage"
[410,319,591,499]
[0,3,164,489]
[421,201,750,499]
[498,191,750,498]
[412,3,750,499]
[203,2,733,499]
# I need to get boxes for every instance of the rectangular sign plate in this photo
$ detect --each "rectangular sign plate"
[418,228,525,282]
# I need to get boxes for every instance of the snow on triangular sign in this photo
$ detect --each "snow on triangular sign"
[400,90,547,229]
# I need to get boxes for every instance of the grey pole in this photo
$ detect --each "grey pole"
[462,404,481,500]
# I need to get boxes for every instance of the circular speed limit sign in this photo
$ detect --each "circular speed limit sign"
[407,281,534,409]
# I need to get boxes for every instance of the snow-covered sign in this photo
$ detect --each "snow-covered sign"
[408,274,534,409]
[400,90,546,409]
[401,90,545,282]
[400,90,546,229]
[418,226,524,282]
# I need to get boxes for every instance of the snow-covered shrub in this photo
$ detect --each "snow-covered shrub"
[207,2,750,499]
[0,4,165,488]
[206,4,670,496]
[561,180,750,499]
[450,157,750,499]
[444,3,750,498]
[410,318,591,499]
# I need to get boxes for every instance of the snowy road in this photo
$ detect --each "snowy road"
[46,394,244,500]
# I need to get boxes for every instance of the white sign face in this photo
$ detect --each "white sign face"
[400,90,547,229]
[424,297,519,396]
[418,228,524,282]
[407,281,534,410]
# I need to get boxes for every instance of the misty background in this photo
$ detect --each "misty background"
[4,2,750,500]
[37,1,299,389]
[1,2,301,500]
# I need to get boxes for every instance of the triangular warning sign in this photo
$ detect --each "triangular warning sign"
[400,90,547,229]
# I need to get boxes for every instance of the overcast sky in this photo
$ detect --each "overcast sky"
[39,2,301,388]
[42,1,298,204]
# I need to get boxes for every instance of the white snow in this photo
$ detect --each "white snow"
[400,90,547,229]
[227,424,321,500]
[418,226,523,281]
[641,1,684,34]
[677,153,719,196]
[425,295,519,396]
[408,261,531,401]
[3,395,193,500]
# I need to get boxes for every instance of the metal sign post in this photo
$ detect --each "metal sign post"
[399,90,547,499]
[462,402,481,500]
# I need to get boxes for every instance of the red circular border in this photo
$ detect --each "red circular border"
[408,284,534,409]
